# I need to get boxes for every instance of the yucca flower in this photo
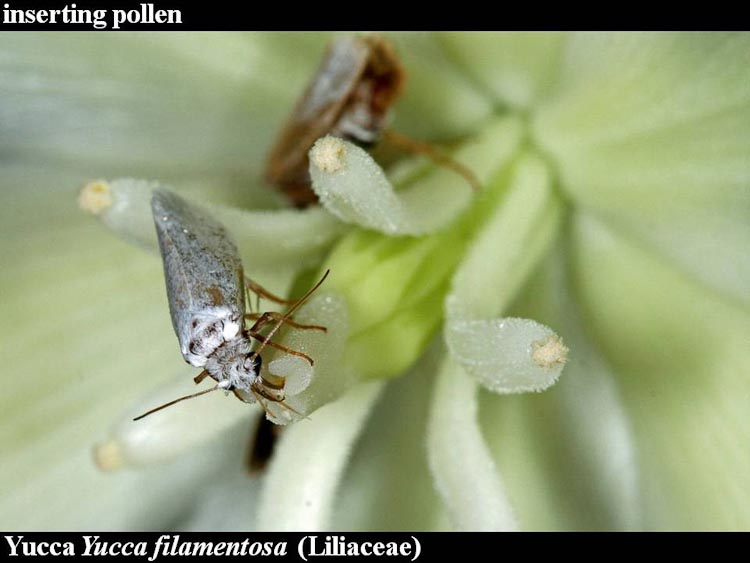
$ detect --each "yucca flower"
[1,32,748,531]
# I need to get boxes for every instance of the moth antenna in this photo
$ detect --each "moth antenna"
[133,384,223,421]
[251,270,330,360]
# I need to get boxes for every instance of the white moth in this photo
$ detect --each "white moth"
[135,189,328,421]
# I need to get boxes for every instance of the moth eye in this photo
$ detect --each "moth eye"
[189,341,199,354]
[244,354,261,372]
[191,319,199,329]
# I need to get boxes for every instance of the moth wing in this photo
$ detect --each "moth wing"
[151,189,245,363]
[264,36,371,188]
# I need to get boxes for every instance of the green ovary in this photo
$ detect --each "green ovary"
[324,148,522,379]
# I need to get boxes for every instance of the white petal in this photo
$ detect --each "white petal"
[330,341,445,530]
[0,166,191,528]
[427,355,518,531]
[256,380,385,531]
[533,32,750,307]
[309,117,522,235]
[173,423,264,531]
[439,32,566,109]
[569,212,750,529]
[0,32,331,176]
[1,420,255,531]
[386,33,495,138]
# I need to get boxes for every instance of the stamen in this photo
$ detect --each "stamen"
[256,381,385,530]
[78,177,346,267]
[308,118,522,236]
[427,357,518,530]
[92,375,254,471]
[445,317,568,394]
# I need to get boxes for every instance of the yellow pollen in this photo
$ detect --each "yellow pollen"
[78,180,113,215]
[531,335,569,370]
[310,136,347,173]
[93,440,122,472]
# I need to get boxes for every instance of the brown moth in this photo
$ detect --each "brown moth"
[264,35,405,207]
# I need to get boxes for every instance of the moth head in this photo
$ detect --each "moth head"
[242,353,262,377]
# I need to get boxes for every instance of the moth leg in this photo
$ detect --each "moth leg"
[244,276,296,305]
[246,330,314,365]
[193,369,210,385]
[232,389,255,404]
[250,387,272,418]
[277,399,309,420]
[245,311,327,333]
[382,128,481,192]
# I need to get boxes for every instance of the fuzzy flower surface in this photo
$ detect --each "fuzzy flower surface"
[1,32,748,531]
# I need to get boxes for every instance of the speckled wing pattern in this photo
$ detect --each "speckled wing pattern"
[151,189,245,363]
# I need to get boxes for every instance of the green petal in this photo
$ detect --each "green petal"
[569,212,750,529]
[439,32,566,109]
[534,32,750,308]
